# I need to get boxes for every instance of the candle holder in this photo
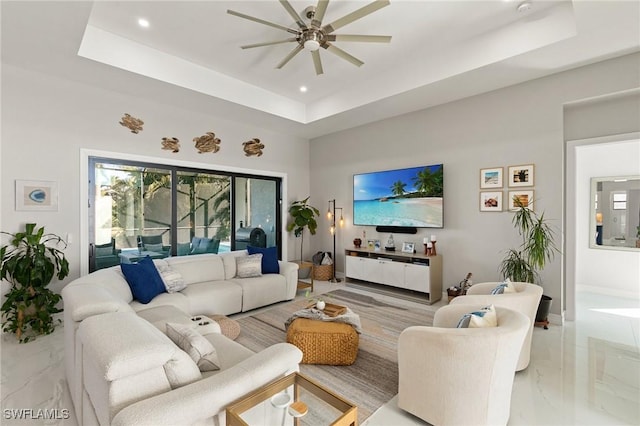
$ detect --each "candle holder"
[431,240,437,256]
[423,243,429,255]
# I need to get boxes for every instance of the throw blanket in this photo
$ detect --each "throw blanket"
[284,307,363,333]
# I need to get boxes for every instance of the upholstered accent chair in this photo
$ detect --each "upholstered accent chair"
[94,238,121,269]
[137,234,170,257]
[450,281,543,371]
[190,236,220,255]
[398,304,529,426]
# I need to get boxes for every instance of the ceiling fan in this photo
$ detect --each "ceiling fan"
[227,0,392,75]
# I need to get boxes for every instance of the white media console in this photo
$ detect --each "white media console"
[344,247,442,304]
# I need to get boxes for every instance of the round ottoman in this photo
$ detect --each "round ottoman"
[286,318,359,365]
[208,315,241,340]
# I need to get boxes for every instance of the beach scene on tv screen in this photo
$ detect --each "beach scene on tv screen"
[353,164,443,227]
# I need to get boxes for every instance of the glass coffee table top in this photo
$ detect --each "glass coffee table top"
[226,372,357,426]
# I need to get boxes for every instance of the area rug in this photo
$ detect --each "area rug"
[235,287,435,424]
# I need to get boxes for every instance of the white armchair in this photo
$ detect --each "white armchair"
[398,305,529,426]
[450,281,543,371]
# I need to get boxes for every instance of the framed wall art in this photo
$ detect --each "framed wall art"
[480,167,503,189]
[480,191,503,212]
[508,164,534,187]
[508,190,534,211]
[15,180,58,211]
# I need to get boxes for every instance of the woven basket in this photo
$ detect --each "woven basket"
[313,264,333,281]
[286,318,359,365]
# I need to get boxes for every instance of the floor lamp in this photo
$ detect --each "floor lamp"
[327,199,344,283]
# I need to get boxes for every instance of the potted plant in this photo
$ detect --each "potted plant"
[499,198,558,327]
[1,223,69,342]
[286,197,320,278]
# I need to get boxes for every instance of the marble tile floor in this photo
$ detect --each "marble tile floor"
[1,284,638,426]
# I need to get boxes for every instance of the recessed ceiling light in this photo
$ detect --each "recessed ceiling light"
[299,86,308,93]
[138,18,150,28]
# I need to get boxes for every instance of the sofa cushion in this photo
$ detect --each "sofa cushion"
[180,281,243,315]
[456,304,497,328]
[120,256,166,304]
[145,243,165,253]
[166,323,220,372]
[219,251,246,280]
[236,254,263,278]
[204,332,255,370]
[247,246,280,274]
[231,274,288,312]
[166,254,225,284]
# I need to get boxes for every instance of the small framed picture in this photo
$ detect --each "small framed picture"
[508,164,534,187]
[480,167,503,189]
[367,239,375,249]
[480,191,503,212]
[508,190,534,211]
[15,180,58,211]
[402,242,415,253]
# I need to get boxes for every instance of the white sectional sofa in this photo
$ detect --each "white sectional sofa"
[61,251,302,425]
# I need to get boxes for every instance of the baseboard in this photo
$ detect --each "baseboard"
[577,285,640,300]
[548,312,563,326]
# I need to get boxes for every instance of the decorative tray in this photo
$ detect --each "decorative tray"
[307,302,347,317]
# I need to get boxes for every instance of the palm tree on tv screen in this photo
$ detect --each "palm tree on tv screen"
[391,180,407,197]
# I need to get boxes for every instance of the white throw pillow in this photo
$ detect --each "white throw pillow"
[456,305,498,328]
[236,253,263,278]
[491,279,517,295]
[165,322,220,371]
[157,264,187,293]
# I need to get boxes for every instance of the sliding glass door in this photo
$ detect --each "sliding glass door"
[89,157,280,271]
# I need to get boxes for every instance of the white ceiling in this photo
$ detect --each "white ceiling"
[2,1,639,138]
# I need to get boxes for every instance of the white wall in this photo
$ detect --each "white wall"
[574,139,640,298]
[309,53,640,317]
[0,64,311,292]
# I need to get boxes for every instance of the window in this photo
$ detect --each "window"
[89,157,281,271]
[612,192,627,210]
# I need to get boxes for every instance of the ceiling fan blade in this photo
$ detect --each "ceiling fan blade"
[322,0,390,34]
[311,0,330,28]
[279,0,307,29]
[312,50,324,75]
[324,43,364,67]
[227,9,297,34]
[276,45,304,69]
[326,34,392,43]
[241,38,297,49]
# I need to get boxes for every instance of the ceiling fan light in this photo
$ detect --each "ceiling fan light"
[304,39,320,51]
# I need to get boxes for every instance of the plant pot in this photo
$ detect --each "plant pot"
[316,300,326,310]
[296,261,312,279]
[535,294,553,323]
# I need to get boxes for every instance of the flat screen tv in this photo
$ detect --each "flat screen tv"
[353,164,443,228]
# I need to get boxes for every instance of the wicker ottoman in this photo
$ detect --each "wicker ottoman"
[207,315,241,340]
[286,318,359,365]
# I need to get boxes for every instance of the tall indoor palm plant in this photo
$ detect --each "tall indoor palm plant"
[1,223,69,342]
[499,197,559,325]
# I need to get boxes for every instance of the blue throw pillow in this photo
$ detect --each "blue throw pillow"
[120,256,166,304]
[247,246,279,274]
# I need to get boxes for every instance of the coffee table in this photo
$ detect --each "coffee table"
[119,250,167,264]
[226,372,357,426]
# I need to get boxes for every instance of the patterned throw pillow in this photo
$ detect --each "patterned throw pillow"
[165,323,220,372]
[155,264,187,293]
[236,253,263,278]
[247,246,280,274]
[456,304,497,328]
[491,279,517,295]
